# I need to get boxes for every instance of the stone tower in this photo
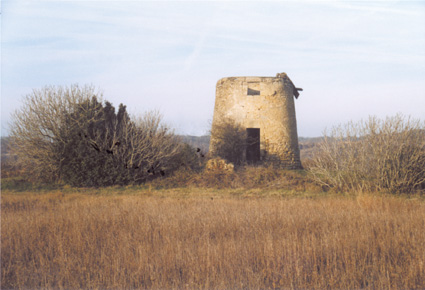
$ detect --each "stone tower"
[210,72,302,169]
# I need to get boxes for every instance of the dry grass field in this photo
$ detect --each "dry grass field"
[2,189,425,289]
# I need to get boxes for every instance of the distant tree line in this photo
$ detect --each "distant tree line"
[9,84,199,187]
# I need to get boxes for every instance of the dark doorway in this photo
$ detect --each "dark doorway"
[246,128,260,164]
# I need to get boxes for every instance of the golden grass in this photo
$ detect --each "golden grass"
[2,190,425,289]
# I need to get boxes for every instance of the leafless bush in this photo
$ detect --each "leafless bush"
[9,84,99,182]
[210,119,254,166]
[117,111,185,184]
[9,84,186,186]
[308,115,425,193]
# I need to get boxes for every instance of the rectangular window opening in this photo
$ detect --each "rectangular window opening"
[247,82,260,96]
[247,88,260,95]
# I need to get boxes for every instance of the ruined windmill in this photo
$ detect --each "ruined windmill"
[209,72,302,169]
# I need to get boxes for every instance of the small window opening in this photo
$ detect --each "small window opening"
[247,82,260,96]
[247,88,260,95]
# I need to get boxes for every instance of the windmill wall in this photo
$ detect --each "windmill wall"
[210,73,302,169]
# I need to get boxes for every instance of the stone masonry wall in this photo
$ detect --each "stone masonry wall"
[210,73,302,169]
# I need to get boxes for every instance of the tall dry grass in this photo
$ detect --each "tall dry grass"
[2,192,425,289]
[149,166,322,193]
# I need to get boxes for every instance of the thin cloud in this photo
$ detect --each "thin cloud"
[2,1,424,137]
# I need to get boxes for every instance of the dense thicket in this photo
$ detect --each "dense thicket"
[308,115,425,194]
[9,84,196,186]
[59,97,132,186]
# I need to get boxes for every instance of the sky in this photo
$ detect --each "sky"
[1,0,425,137]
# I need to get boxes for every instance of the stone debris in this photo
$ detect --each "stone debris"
[205,158,235,173]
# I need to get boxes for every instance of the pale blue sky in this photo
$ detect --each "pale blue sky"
[2,0,425,137]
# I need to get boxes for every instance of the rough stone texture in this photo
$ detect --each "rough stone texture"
[210,72,302,169]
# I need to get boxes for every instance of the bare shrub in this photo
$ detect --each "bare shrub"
[209,119,247,165]
[9,84,99,182]
[116,111,185,184]
[9,85,186,186]
[308,115,425,193]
